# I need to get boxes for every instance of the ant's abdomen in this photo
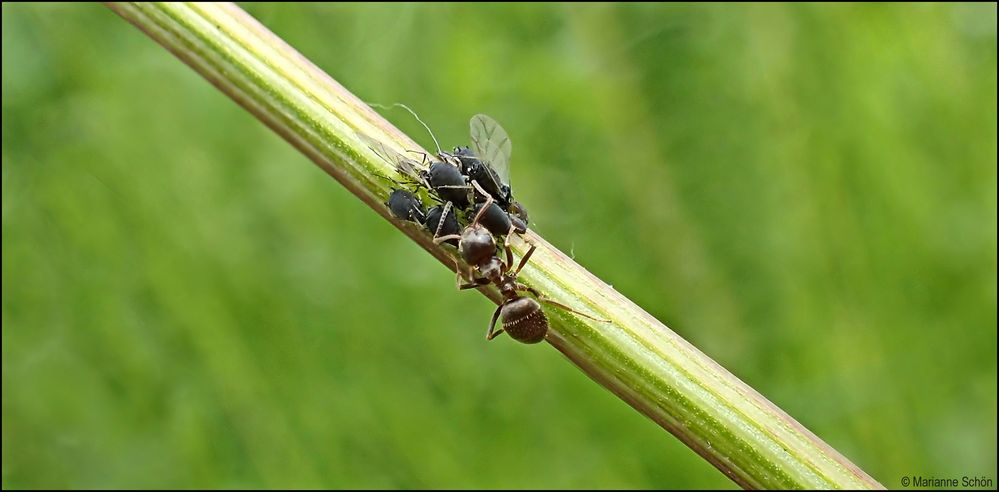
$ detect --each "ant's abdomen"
[501,297,548,344]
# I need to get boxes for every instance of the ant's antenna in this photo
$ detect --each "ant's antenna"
[367,102,442,155]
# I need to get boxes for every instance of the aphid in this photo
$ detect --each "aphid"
[464,181,527,245]
[450,115,530,229]
[383,186,460,248]
[434,198,605,344]
[468,115,529,223]
[425,157,471,209]
[468,200,526,238]
[385,188,426,223]
[424,201,460,247]
[452,145,508,205]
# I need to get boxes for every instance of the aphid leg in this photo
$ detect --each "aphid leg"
[375,173,423,197]
[503,241,515,272]
[435,201,452,237]
[372,171,398,185]
[405,149,432,166]
[512,244,538,278]
[431,201,460,245]
[486,304,506,341]
[516,283,610,323]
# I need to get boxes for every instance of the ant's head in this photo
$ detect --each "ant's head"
[459,223,496,266]
[479,256,505,284]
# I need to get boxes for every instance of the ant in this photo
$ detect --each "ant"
[433,189,606,344]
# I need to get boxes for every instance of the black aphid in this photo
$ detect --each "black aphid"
[448,115,530,232]
[385,188,426,223]
[425,201,460,248]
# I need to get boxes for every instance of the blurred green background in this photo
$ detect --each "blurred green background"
[3,2,996,489]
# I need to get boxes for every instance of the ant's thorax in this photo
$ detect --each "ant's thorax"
[477,256,504,284]
[496,274,520,299]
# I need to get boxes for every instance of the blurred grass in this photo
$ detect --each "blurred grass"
[2,2,996,489]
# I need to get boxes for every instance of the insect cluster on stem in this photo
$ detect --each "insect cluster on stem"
[358,109,605,344]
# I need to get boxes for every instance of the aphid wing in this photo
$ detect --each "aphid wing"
[356,132,425,181]
[470,114,513,186]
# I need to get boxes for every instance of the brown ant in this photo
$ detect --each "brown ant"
[432,187,606,344]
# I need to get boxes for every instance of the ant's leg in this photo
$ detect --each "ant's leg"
[434,184,474,206]
[433,234,462,245]
[470,179,493,198]
[507,218,533,251]
[486,304,506,341]
[502,218,531,251]
[516,283,610,323]
[454,259,490,290]
[503,223,515,251]
[454,262,466,289]
[453,258,472,289]
[469,180,494,227]
[512,244,538,278]
[460,278,490,290]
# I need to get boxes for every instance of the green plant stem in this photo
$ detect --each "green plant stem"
[105,3,883,489]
